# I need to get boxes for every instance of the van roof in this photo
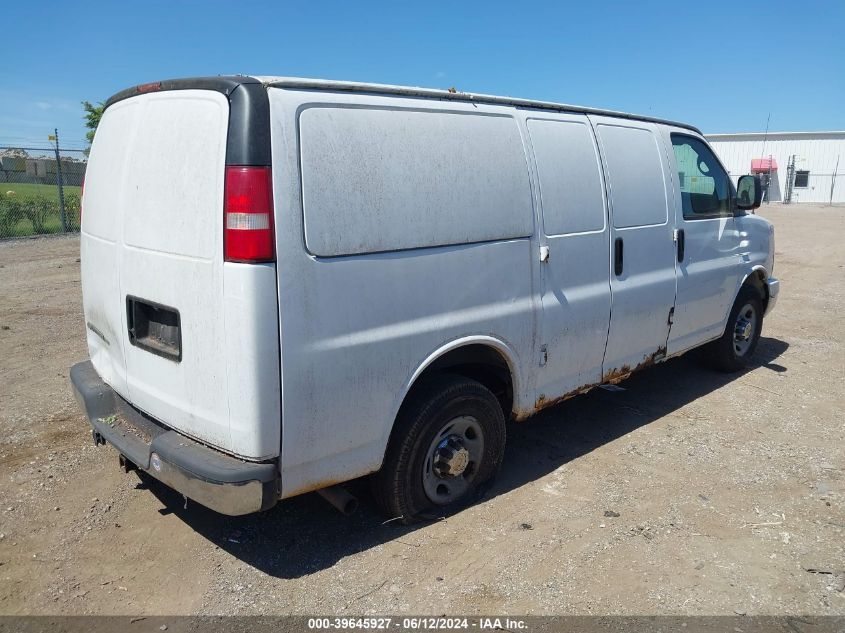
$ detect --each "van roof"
[257,76,702,134]
[105,75,702,135]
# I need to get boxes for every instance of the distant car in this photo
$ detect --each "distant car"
[71,76,778,522]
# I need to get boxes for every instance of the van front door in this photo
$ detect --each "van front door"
[526,113,612,400]
[590,117,677,379]
[664,131,743,354]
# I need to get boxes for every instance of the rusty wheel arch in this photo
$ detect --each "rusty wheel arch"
[405,343,515,420]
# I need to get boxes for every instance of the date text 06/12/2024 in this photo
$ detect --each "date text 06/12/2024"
[306,618,528,630]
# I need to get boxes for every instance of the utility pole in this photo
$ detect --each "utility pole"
[52,128,67,232]
[759,113,771,203]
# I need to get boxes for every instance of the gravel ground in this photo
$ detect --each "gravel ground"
[0,205,843,616]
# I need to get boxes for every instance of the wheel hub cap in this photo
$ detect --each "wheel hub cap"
[733,303,758,356]
[423,415,485,505]
[432,436,470,477]
[735,319,753,341]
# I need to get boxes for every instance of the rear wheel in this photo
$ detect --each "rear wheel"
[371,375,506,523]
[704,285,764,372]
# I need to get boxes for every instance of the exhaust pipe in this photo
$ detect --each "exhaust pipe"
[317,485,359,515]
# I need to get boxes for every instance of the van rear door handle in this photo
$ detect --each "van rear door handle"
[614,237,624,276]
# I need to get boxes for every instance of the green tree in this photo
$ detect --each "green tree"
[82,101,104,156]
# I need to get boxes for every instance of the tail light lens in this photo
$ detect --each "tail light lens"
[136,81,162,94]
[224,166,275,263]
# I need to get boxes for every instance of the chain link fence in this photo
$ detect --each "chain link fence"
[0,147,87,239]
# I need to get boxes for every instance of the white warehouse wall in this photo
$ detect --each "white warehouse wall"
[705,131,845,203]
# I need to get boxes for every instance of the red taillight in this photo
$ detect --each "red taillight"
[136,81,162,94]
[224,166,275,263]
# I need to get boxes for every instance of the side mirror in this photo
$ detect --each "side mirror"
[736,174,763,210]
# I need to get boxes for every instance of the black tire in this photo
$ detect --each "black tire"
[371,374,506,524]
[704,285,764,373]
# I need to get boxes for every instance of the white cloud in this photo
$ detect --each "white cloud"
[33,99,76,112]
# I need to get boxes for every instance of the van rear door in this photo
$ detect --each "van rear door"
[81,82,280,460]
[119,89,232,452]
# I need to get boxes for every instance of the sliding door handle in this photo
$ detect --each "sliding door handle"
[677,229,685,262]
[614,237,624,276]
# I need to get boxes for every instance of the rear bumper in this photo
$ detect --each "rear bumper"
[70,360,278,516]
[765,276,780,316]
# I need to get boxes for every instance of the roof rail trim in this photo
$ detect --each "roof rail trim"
[255,76,702,135]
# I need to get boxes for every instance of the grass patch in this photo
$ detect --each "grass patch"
[1,183,82,203]
[1,186,82,238]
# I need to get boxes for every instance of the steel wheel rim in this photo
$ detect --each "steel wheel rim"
[733,302,757,357]
[422,415,485,505]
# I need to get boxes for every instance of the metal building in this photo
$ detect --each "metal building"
[706,131,844,204]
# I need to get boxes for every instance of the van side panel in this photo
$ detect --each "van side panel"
[300,107,533,256]
[269,89,538,497]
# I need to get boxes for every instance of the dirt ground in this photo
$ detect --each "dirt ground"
[0,204,843,616]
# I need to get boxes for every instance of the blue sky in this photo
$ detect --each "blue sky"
[2,0,842,152]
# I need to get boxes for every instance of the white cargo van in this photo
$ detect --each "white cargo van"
[71,76,779,521]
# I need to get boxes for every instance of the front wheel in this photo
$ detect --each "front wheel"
[371,375,506,524]
[704,285,764,372]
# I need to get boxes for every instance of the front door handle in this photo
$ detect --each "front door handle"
[677,229,685,262]
[614,237,624,276]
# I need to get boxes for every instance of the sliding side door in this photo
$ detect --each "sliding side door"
[591,117,677,378]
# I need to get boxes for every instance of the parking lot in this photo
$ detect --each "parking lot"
[0,204,843,615]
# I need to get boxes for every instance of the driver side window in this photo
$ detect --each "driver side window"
[671,134,731,219]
